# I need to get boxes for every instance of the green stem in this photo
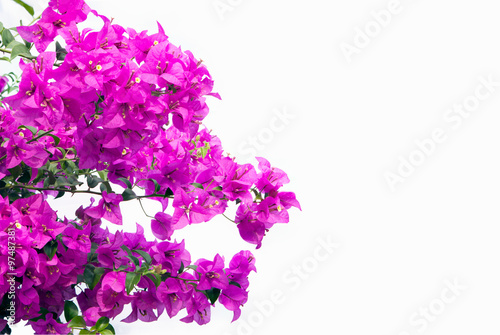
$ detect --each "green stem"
[136,193,174,200]
[222,213,236,224]
[1,184,102,196]
[138,198,154,219]
[27,128,54,143]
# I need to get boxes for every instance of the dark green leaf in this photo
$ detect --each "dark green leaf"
[79,330,92,335]
[178,261,185,274]
[90,267,106,290]
[43,240,57,260]
[17,166,31,183]
[120,245,132,255]
[37,131,60,145]
[122,188,136,201]
[86,175,103,188]
[151,178,160,193]
[204,288,221,305]
[67,175,81,186]
[55,41,67,61]
[27,307,50,322]
[126,255,140,268]
[192,182,204,189]
[115,264,129,271]
[125,272,141,294]
[0,324,11,334]
[67,315,86,328]
[54,190,66,199]
[146,273,161,287]
[8,165,22,180]
[1,29,14,47]
[229,281,241,288]
[64,300,78,322]
[83,264,95,287]
[165,187,173,197]
[117,177,132,189]
[11,0,34,16]
[132,249,152,265]
[100,181,112,193]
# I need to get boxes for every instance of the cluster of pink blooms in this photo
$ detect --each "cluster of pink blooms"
[0,0,299,333]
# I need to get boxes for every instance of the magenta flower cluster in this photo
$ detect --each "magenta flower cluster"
[0,0,299,333]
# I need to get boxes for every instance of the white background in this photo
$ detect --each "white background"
[2,0,500,334]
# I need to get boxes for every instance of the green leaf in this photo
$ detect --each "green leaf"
[64,300,79,322]
[17,166,31,183]
[204,287,221,305]
[47,162,58,174]
[104,324,115,335]
[97,170,108,181]
[178,261,185,274]
[150,178,160,193]
[87,175,103,188]
[146,273,161,287]
[79,329,92,335]
[54,176,69,187]
[90,267,106,290]
[122,188,136,201]
[94,316,109,332]
[43,240,57,260]
[126,255,140,268]
[132,249,152,265]
[8,165,22,180]
[28,307,50,322]
[54,190,65,199]
[125,272,141,294]
[10,43,32,60]
[7,40,22,49]
[117,177,132,189]
[229,281,242,288]
[37,130,60,145]
[83,264,95,287]
[55,41,67,61]
[1,29,14,47]
[100,329,114,335]
[192,182,204,189]
[120,245,132,255]
[67,315,86,328]
[165,187,173,197]
[67,175,81,186]
[11,0,35,16]
[100,181,112,193]
[0,22,3,31]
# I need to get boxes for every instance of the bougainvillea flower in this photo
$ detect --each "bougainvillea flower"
[29,312,70,335]
[85,191,123,225]
[219,284,248,322]
[195,254,228,290]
